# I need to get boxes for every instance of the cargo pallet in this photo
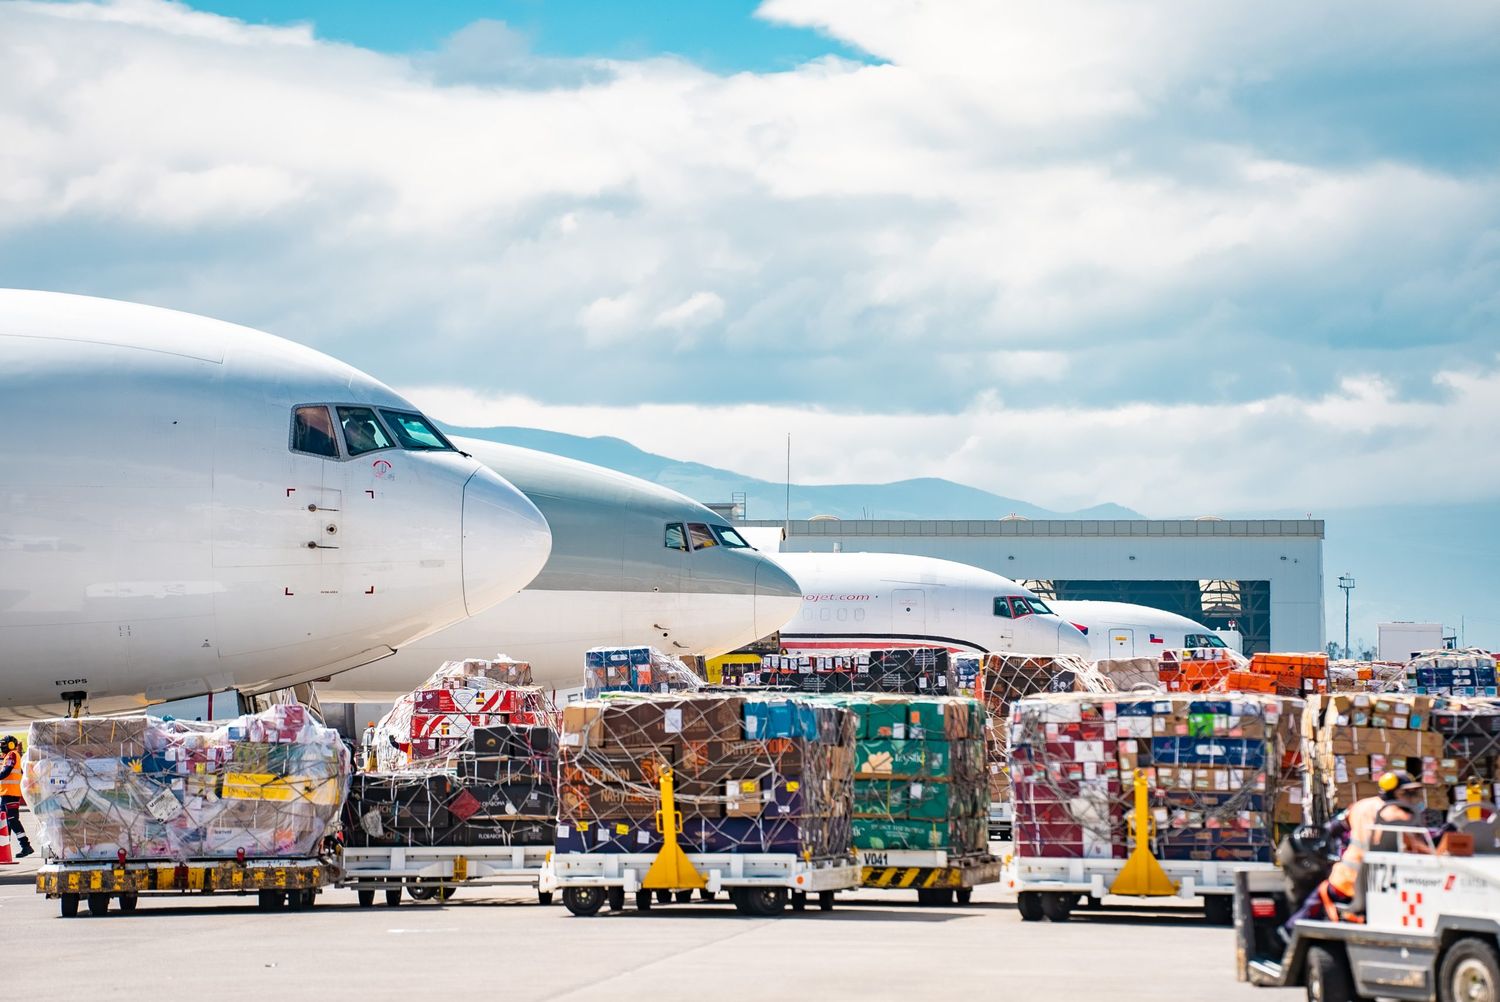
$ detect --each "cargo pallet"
[339,845,556,906]
[36,854,336,918]
[1003,852,1278,923]
[857,849,1000,905]
[546,852,861,917]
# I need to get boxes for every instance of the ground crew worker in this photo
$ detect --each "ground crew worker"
[361,721,377,772]
[0,735,34,858]
[1284,769,1430,932]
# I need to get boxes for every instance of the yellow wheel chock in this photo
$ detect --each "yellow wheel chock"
[642,767,706,891]
[1110,768,1177,897]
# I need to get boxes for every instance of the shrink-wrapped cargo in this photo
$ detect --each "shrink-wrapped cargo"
[976,654,1110,807]
[371,657,548,771]
[760,647,958,695]
[584,646,703,698]
[23,706,348,862]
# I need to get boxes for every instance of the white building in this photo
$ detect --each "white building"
[739,517,1325,655]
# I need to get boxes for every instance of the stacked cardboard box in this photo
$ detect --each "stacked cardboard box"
[1405,650,1498,697]
[835,695,989,853]
[976,654,1110,808]
[1304,693,1500,820]
[372,658,547,770]
[1224,653,1329,697]
[1326,661,1408,693]
[759,648,958,695]
[23,706,349,862]
[1009,693,1303,863]
[954,655,980,696]
[584,646,704,698]
[554,692,855,858]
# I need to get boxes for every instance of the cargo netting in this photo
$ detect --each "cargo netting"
[584,646,704,698]
[1326,660,1409,694]
[811,695,989,854]
[758,648,960,695]
[1404,650,1498,697]
[371,657,547,772]
[1157,647,1246,693]
[1302,693,1500,823]
[1008,693,1304,863]
[555,692,856,858]
[1223,653,1330,697]
[23,706,348,862]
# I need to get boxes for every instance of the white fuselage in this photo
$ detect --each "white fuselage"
[768,552,1091,658]
[1050,600,1233,659]
[318,440,804,700]
[0,291,551,717]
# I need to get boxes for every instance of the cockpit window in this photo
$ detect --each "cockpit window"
[337,406,395,456]
[993,597,1012,619]
[664,523,688,551]
[1186,633,1227,648]
[686,523,718,550]
[710,525,752,548]
[1025,597,1054,615]
[380,410,454,451]
[1009,597,1034,619]
[291,405,339,458]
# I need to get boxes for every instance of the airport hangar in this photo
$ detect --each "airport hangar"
[736,517,1325,656]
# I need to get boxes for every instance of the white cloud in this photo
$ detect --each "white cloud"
[405,359,1500,513]
[654,291,724,332]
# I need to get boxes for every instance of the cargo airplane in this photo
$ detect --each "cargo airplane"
[0,291,552,718]
[1050,600,1240,660]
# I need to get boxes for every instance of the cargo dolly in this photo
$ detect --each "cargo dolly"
[339,844,556,906]
[546,767,861,916]
[36,851,337,917]
[1004,769,1277,923]
[857,848,1000,905]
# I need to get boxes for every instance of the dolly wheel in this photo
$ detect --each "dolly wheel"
[60,894,80,919]
[819,891,835,912]
[537,891,554,906]
[655,889,671,905]
[791,890,807,912]
[636,889,653,911]
[357,889,375,908]
[1040,893,1074,922]
[1016,892,1044,922]
[257,890,284,911]
[917,888,955,907]
[1438,937,1499,1002]
[607,887,625,912]
[674,890,693,904]
[384,889,402,907]
[1203,896,1233,926]
[562,887,604,917]
[956,889,973,906]
[118,894,139,914]
[1306,946,1356,1002]
[87,893,110,917]
[698,889,716,902]
[737,887,787,916]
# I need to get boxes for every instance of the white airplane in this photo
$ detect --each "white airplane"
[0,290,552,718]
[318,440,805,699]
[766,551,1091,658]
[1050,600,1239,660]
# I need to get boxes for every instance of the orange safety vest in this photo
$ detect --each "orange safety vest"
[0,750,21,799]
[1328,796,1414,896]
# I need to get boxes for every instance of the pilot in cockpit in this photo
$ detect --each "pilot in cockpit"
[345,418,381,454]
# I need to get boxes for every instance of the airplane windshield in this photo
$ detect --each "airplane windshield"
[686,523,718,550]
[993,597,1012,619]
[337,406,395,456]
[380,410,454,451]
[291,405,339,458]
[1008,597,1033,619]
[1186,633,1227,648]
[710,525,752,548]
[1026,597,1054,615]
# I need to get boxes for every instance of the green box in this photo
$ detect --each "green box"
[852,818,945,851]
[862,699,908,740]
[905,780,950,820]
[856,739,951,779]
[854,780,909,818]
[906,699,947,740]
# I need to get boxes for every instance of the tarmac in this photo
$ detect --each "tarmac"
[1,835,1297,1002]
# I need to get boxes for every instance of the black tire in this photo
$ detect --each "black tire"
[118,894,139,914]
[1438,937,1500,1002]
[1306,945,1356,1002]
[1017,891,1044,922]
[654,888,671,905]
[258,890,285,911]
[739,886,788,916]
[60,894,80,919]
[731,888,755,915]
[1040,892,1073,922]
[406,885,437,901]
[537,891,554,906]
[286,888,307,911]
[87,893,110,917]
[562,886,604,917]
[384,889,402,907]
[635,889,653,911]
[357,889,375,908]
[434,886,455,903]
[819,890,835,912]
[698,889,716,902]
[918,888,955,907]
[607,887,625,912]
[956,889,973,906]
[1204,895,1234,926]
[674,890,693,904]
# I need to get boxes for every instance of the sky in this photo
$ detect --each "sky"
[2,0,1499,517]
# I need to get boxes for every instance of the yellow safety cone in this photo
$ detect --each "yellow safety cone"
[1109,768,1177,897]
[642,767,706,891]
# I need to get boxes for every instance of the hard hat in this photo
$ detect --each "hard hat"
[1378,770,1423,794]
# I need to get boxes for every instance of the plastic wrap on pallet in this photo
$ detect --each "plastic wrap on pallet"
[1157,648,1243,693]
[584,646,705,698]
[22,706,349,862]
[371,657,548,772]
[1008,692,1304,863]
[1095,658,1163,693]
[555,692,855,858]
[1404,649,1498,697]
[1302,692,1500,823]
[1326,661,1408,694]
[976,654,1112,807]
[810,695,989,853]
[760,647,959,695]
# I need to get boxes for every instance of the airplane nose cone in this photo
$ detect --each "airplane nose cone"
[461,468,552,616]
[1057,620,1092,659]
[753,557,804,640]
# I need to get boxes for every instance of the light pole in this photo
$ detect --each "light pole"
[1338,574,1356,659]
